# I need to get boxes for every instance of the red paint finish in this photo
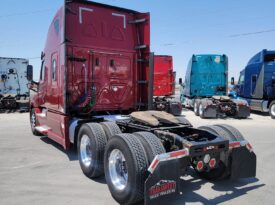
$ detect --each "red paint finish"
[154,55,175,96]
[30,1,150,149]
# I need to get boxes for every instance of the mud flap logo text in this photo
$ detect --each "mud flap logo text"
[149,180,176,200]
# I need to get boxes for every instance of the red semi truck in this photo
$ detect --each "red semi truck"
[153,55,182,115]
[154,55,175,96]
[28,1,256,205]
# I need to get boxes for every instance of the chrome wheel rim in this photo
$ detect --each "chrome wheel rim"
[199,104,203,116]
[194,102,198,113]
[108,149,128,191]
[31,111,36,130]
[271,104,275,116]
[80,135,92,167]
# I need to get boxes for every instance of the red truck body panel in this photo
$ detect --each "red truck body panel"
[154,55,175,96]
[31,1,150,149]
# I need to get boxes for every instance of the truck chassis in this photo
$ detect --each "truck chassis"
[31,110,256,205]
[185,96,250,119]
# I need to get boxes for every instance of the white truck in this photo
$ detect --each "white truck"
[0,57,32,111]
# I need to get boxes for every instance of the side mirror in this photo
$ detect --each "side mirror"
[27,65,33,81]
[179,78,183,85]
[231,77,235,85]
[28,81,38,92]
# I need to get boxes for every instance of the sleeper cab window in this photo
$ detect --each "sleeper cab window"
[52,59,57,81]
[54,19,59,34]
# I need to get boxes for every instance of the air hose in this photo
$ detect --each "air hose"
[77,84,96,110]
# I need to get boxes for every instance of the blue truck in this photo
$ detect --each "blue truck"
[234,49,275,119]
[180,54,250,119]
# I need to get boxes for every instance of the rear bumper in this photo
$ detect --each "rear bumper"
[204,105,217,118]
[144,142,256,204]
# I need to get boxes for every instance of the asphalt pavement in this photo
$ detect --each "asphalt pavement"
[0,110,274,205]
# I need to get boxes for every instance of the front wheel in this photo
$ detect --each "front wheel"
[30,109,41,136]
[269,101,275,119]
[104,134,148,205]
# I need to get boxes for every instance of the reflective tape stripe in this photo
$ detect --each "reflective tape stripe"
[148,148,189,174]
[246,143,253,152]
[170,149,188,158]
[229,141,241,148]
[229,140,254,152]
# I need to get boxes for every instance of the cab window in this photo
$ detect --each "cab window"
[52,59,57,81]
[264,54,275,62]
[40,61,45,81]
[239,74,245,84]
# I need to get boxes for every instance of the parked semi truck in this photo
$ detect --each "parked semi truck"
[29,1,256,205]
[0,57,32,111]
[153,55,182,115]
[234,49,275,119]
[180,54,250,119]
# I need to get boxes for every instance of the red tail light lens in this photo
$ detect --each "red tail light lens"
[196,161,204,171]
[209,158,216,168]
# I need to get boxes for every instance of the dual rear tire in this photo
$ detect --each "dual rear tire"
[105,132,165,205]
[194,101,200,116]
[198,124,245,180]
[77,122,165,205]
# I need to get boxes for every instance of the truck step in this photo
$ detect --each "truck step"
[35,125,51,134]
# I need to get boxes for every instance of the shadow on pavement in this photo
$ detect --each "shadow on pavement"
[171,170,264,205]
[40,136,78,161]
[251,110,270,117]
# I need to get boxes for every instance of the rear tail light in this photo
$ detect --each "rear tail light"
[209,158,216,168]
[196,161,204,171]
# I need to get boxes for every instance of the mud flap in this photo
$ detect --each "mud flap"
[144,157,189,205]
[230,146,256,179]
[169,101,182,116]
[203,106,217,118]
[235,105,250,118]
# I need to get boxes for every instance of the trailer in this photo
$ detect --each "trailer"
[233,49,275,119]
[29,1,256,204]
[180,54,250,119]
[0,57,32,111]
[153,55,182,116]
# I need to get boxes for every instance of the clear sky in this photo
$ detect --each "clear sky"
[0,0,274,81]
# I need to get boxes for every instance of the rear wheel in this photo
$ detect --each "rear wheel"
[100,121,122,140]
[197,125,235,180]
[199,103,205,119]
[199,125,233,141]
[215,124,244,141]
[133,132,165,163]
[269,101,275,119]
[77,123,107,178]
[194,101,200,116]
[30,109,41,136]
[104,134,148,205]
